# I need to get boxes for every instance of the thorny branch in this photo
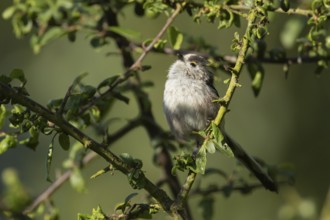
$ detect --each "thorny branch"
[13,3,188,219]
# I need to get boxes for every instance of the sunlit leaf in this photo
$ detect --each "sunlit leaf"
[2,6,16,20]
[46,141,54,182]
[280,18,304,49]
[0,135,17,154]
[167,26,183,50]
[108,26,140,40]
[196,146,207,174]
[0,105,7,129]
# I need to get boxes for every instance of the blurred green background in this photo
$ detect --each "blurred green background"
[1,1,330,220]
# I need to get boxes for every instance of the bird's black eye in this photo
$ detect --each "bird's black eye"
[190,62,197,67]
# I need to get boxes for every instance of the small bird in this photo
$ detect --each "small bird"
[163,53,277,192]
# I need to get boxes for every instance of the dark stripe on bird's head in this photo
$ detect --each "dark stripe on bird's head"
[187,54,208,65]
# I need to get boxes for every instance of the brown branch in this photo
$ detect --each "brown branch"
[190,180,289,197]
[0,82,175,215]
[129,43,330,66]
[186,1,313,17]
[23,117,142,214]
[78,3,182,115]
[20,3,187,219]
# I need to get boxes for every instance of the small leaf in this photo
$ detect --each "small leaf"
[70,168,86,193]
[108,26,140,40]
[196,146,207,174]
[153,39,167,50]
[213,141,234,157]
[97,75,120,90]
[113,92,129,104]
[90,165,114,179]
[167,26,183,50]
[58,133,70,151]
[125,192,138,203]
[0,135,17,154]
[10,69,26,84]
[280,18,304,49]
[73,72,89,85]
[2,6,16,20]
[205,140,216,154]
[46,141,54,182]
[280,0,290,12]
[20,127,39,151]
[211,122,222,143]
[247,62,265,96]
[38,27,66,51]
[256,27,268,39]
[0,105,7,129]
[80,85,96,99]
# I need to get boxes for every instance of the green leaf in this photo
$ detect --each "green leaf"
[0,135,17,154]
[10,69,26,84]
[90,36,107,48]
[218,8,234,29]
[153,39,167,50]
[40,27,66,45]
[73,72,89,85]
[247,62,265,96]
[113,92,130,104]
[196,146,207,174]
[78,206,107,220]
[70,168,86,193]
[211,122,222,143]
[213,140,234,157]
[47,98,63,110]
[280,18,304,49]
[90,165,114,179]
[167,26,183,50]
[20,127,39,151]
[97,75,120,90]
[108,26,140,40]
[0,105,7,129]
[80,85,96,99]
[2,6,16,20]
[37,27,66,53]
[125,192,138,203]
[58,133,70,151]
[280,0,290,12]
[205,140,216,154]
[46,141,54,182]
[256,27,268,39]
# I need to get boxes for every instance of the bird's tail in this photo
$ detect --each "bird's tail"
[224,133,278,192]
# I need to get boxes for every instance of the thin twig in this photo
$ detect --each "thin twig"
[171,171,197,214]
[57,84,74,116]
[187,1,313,17]
[0,82,175,214]
[190,180,289,197]
[23,117,142,214]
[78,3,182,115]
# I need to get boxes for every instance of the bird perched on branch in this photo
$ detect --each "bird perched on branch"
[163,53,277,192]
